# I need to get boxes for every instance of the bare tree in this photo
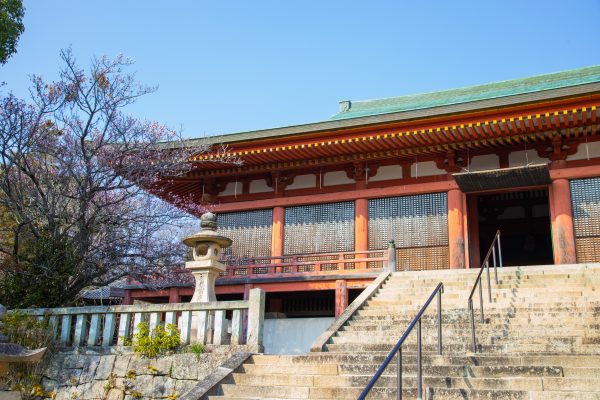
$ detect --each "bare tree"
[0,50,238,307]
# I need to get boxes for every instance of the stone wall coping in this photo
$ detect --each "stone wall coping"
[179,352,253,400]
[11,300,250,316]
[310,270,391,352]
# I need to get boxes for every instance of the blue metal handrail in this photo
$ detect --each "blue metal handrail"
[357,282,444,400]
[467,230,503,352]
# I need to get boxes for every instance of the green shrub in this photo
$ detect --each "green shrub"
[132,322,180,358]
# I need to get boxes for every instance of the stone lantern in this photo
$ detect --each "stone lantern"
[182,212,232,303]
[0,305,46,397]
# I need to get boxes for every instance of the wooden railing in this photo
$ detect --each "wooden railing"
[220,245,397,278]
[12,289,265,350]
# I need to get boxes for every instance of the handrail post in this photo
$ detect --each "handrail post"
[417,319,422,400]
[397,348,402,400]
[387,240,397,272]
[469,299,477,352]
[492,245,498,284]
[478,278,484,324]
[486,260,492,302]
[437,287,443,355]
[497,232,504,268]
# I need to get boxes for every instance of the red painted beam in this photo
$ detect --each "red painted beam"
[215,179,458,212]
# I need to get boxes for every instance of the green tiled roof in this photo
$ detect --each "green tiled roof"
[330,65,600,121]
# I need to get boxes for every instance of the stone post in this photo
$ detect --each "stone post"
[387,240,397,272]
[246,288,265,352]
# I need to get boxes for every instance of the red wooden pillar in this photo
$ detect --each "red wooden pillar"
[354,170,369,270]
[355,198,369,253]
[550,178,577,264]
[448,189,466,269]
[122,289,133,305]
[335,279,348,317]
[272,206,285,258]
[168,287,181,304]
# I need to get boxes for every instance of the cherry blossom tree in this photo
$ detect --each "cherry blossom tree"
[0,49,238,307]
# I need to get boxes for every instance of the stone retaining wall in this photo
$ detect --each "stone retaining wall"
[41,346,251,400]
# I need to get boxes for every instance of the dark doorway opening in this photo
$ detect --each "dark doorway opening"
[265,290,335,317]
[475,189,553,266]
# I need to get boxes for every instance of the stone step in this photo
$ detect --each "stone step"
[323,342,600,354]
[328,335,600,350]
[354,305,600,314]
[253,354,600,368]
[208,387,524,400]
[341,322,600,333]
[213,379,600,400]
[239,364,339,376]
[385,275,600,284]
[370,295,600,303]
[368,294,600,305]
[338,363,563,378]
[333,331,600,344]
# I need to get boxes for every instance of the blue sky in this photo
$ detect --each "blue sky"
[1,0,599,138]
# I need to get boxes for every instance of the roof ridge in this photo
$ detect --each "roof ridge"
[331,65,600,120]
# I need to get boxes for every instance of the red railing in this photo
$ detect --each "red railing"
[220,246,396,278]
[127,243,398,287]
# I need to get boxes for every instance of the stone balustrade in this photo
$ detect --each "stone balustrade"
[11,289,265,351]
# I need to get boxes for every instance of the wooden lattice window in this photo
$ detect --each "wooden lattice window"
[571,177,600,263]
[217,209,273,259]
[369,193,449,270]
[284,201,354,255]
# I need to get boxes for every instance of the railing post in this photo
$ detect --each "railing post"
[213,310,227,345]
[117,313,131,346]
[165,311,177,326]
[247,288,265,352]
[338,252,345,271]
[73,314,87,347]
[486,261,492,302]
[492,245,498,284]
[102,314,116,347]
[437,288,443,355]
[60,315,72,346]
[469,299,477,352]
[180,311,192,345]
[497,232,504,268]
[196,310,208,344]
[48,315,59,339]
[387,240,397,272]
[231,309,243,345]
[149,312,160,332]
[132,313,143,335]
[417,319,422,400]
[397,347,402,400]
[479,279,484,324]
[87,314,101,346]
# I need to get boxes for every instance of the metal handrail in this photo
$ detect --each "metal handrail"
[467,230,503,352]
[357,282,444,400]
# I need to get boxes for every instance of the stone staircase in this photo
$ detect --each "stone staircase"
[206,264,600,399]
